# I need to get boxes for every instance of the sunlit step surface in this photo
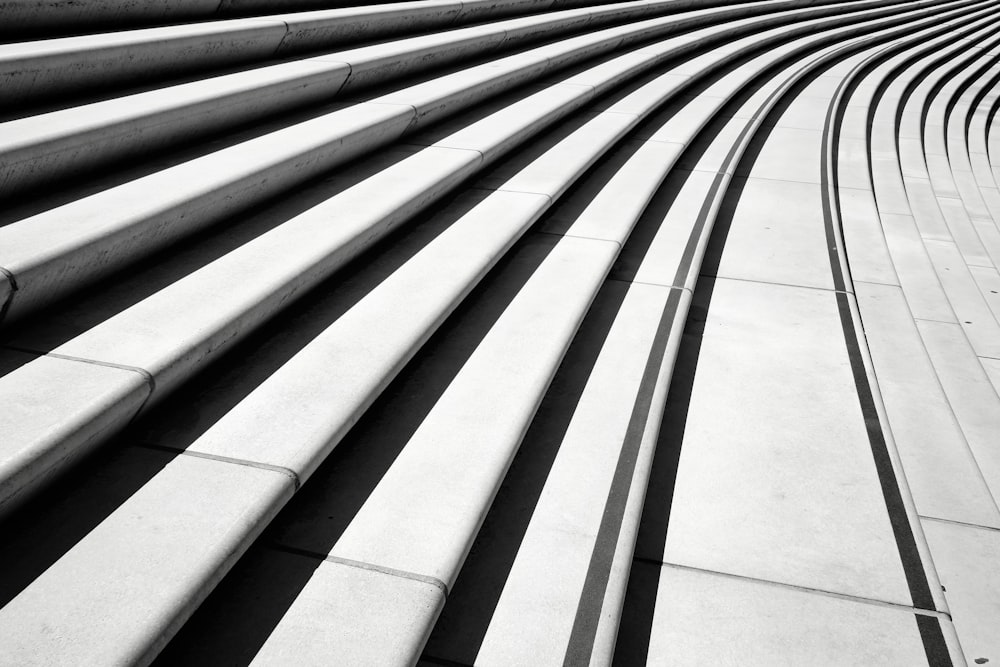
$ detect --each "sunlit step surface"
[1,0,999,664]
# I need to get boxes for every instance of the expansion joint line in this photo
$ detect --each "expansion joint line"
[268,544,449,597]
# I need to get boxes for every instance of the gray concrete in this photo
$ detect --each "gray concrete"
[2,0,1000,664]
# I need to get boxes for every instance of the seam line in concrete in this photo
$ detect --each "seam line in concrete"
[134,443,301,489]
[853,277,902,288]
[920,514,1000,533]
[739,173,825,187]
[535,229,623,248]
[912,316,963,325]
[698,273,853,295]
[635,559,949,619]
[606,277,684,291]
[398,142,486,161]
[3,345,156,393]
[269,544,449,596]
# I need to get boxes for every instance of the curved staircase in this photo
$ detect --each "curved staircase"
[1,0,999,664]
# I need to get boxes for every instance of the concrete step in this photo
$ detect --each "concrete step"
[0,0,920,521]
[147,6,957,664]
[3,0,1000,664]
[0,0,622,39]
[829,2,1000,662]
[0,0,801,109]
[0,0,856,326]
[0,10,826,660]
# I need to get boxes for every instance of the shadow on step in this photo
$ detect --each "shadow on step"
[0,141,447,355]
[419,279,630,666]
[0,445,177,608]
[150,218,563,664]
[612,55,822,662]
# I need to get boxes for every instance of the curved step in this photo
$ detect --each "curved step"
[0,0,614,39]
[2,0,999,664]
[0,0,851,326]
[0,0,771,108]
[0,2,948,663]
[830,3,1000,662]
[0,0,871,197]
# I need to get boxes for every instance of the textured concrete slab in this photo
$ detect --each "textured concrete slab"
[710,177,836,290]
[906,177,952,241]
[737,126,823,184]
[610,168,719,290]
[479,111,638,199]
[410,82,589,162]
[836,138,874,190]
[0,19,288,105]
[879,212,958,323]
[0,447,293,665]
[970,264,1000,323]
[19,145,480,393]
[645,278,914,605]
[541,139,684,244]
[923,239,1000,359]
[145,188,549,479]
[855,281,1000,528]
[936,195,992,267]
[0,101,417,323]
[839,187,900,286]
[5,1,1000,664]
[271,234,619,587]
[923,519,1000,666]
[0,59,353,195]
[0,350,150,515]
[423,281,680,666]
[916,319,1000,501]
[157,547,446,665]
[616,563,956,666]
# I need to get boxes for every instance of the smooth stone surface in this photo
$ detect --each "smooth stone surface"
[0,447,293,665]
[645,278,913,606]
[541,139,684,244]
[923,519,1000,666]
[616,563,951,666]
[916,319,1000,501]
[272,234,619,587]
[855,282,1000,528]
[151,189,549,479]
[839,187,899,286]
[275,3,466,54]
[879,213,957,323]
[769,93,831,131]
[922,239,1000,359]
[737,126,823,185]
[423,281,679,666]
[936,195,992,267]
[610,168,719,290]
[0,350,150,515]
[0,19,288,105]
[26,145,481,394]
[0,59,353,194]
[0,101,417,323]
[871,156,913,215]
[710,177,836,290]
[157,547,445,666]
[411,82,591,162]
[970,264,1000,323]
[478,111,638,199]
[836,139,873,190]
[906,177,952,241]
